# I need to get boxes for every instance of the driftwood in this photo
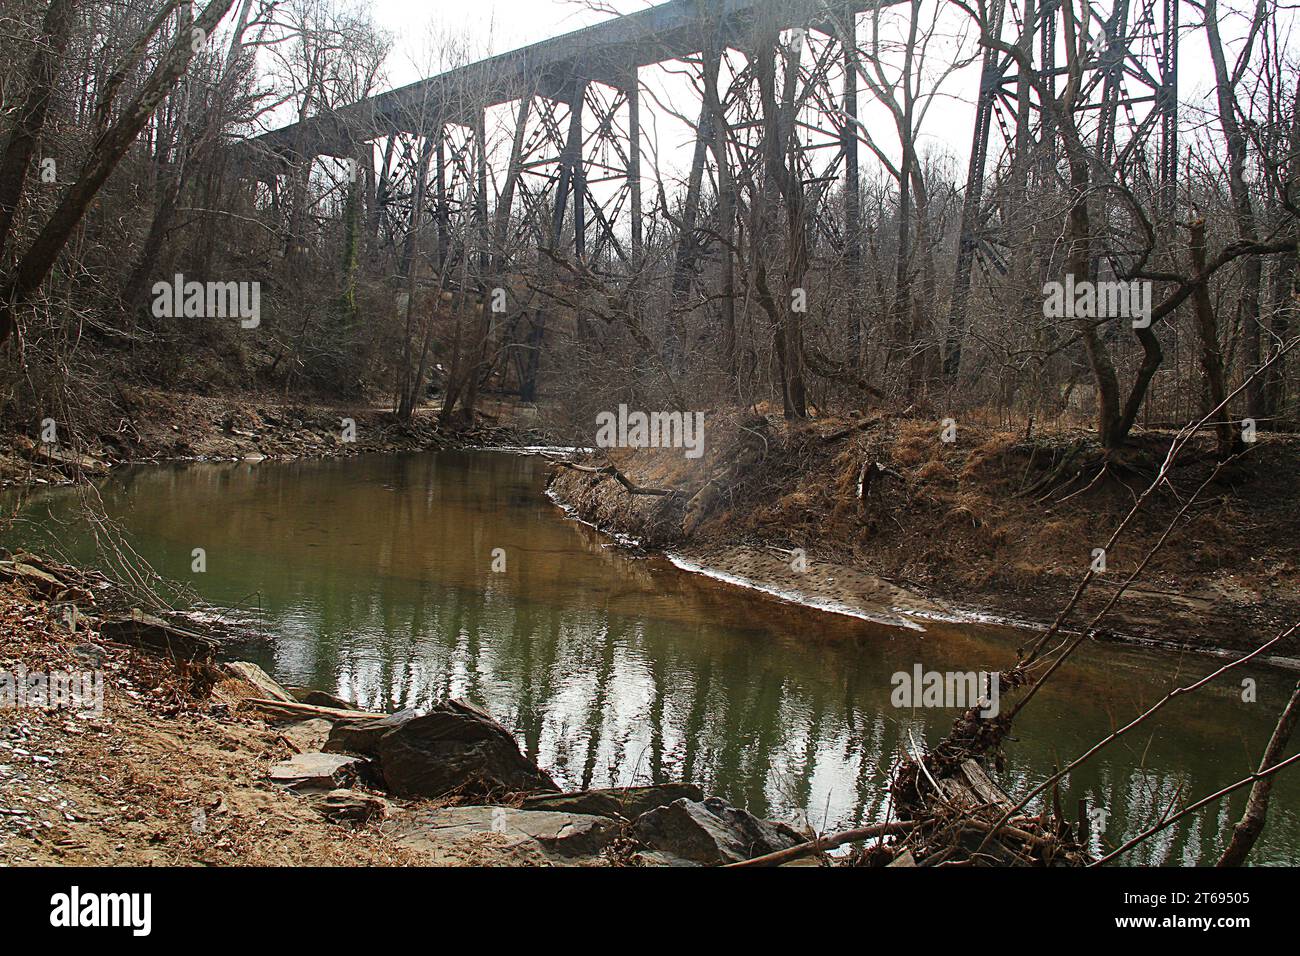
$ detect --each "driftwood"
[547,457,679,497]
[239,697,386,723]
[958,759,1014,812]
[724,821,914,868]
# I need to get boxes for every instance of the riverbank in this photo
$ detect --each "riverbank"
[0,387,546,487]
[0,556,819,867]
[544,409,1300,661]
[5,388,1297,662]
[0,560,518,865]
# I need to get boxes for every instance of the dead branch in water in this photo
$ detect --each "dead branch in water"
[724,821,915,867]
[544,455,681,497]
[1094,749,1300,867]
[1217,679,1300,866]
[976,620,1300,861]
[891,351,1297,866]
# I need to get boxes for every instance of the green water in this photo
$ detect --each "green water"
[7,450,1297,864]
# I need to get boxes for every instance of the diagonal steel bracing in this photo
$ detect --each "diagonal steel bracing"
[241,0,1185,397]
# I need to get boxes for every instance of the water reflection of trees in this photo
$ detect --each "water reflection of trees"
[272,578,1298,863]
[19,454,1300,864]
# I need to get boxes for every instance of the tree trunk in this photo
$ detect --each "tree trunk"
[0,0,77,262]
[0,0,237,347]
[1189,220,1244,456]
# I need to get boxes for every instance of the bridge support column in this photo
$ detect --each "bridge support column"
[400,137,433,278]
[435,129,449,271]
[521,83,588,403]
[627,73,642,261]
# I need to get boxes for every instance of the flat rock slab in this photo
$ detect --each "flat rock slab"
[225,661,295,703]
[324,709,419,758]
[0,561,64,597]
[632,797,805,865]
[268,752,364,790]
[521,783,703,821]
[394,806,618,862]
[279,718,333,754]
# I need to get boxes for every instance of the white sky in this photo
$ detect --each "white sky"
[370,0,636,67]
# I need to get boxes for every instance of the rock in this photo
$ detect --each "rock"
[309,788,387,824]
[631,797,805,865]
[31,443,108,474]
[327,700,557,800]
[393,806,617,861]
[279,719,333,754]
[0,561,64,598]
[375,700,557,799]
[224,662,295,703]
[324,709,420,758]
[98,612,219,664]
[267,752,364,790]
[629,849,701,867]
[520,783,704,820]
[289,687,359,710]
[71,643,106,668]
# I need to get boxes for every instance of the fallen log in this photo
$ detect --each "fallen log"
[723,821,914,868]
[546,456,679,497]
[289,687,360,710]
[238,697,387,723]
[959,759,1014,812]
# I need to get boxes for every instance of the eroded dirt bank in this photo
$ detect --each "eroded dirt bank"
[544,410,1300,660]
[0,388,545,486]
